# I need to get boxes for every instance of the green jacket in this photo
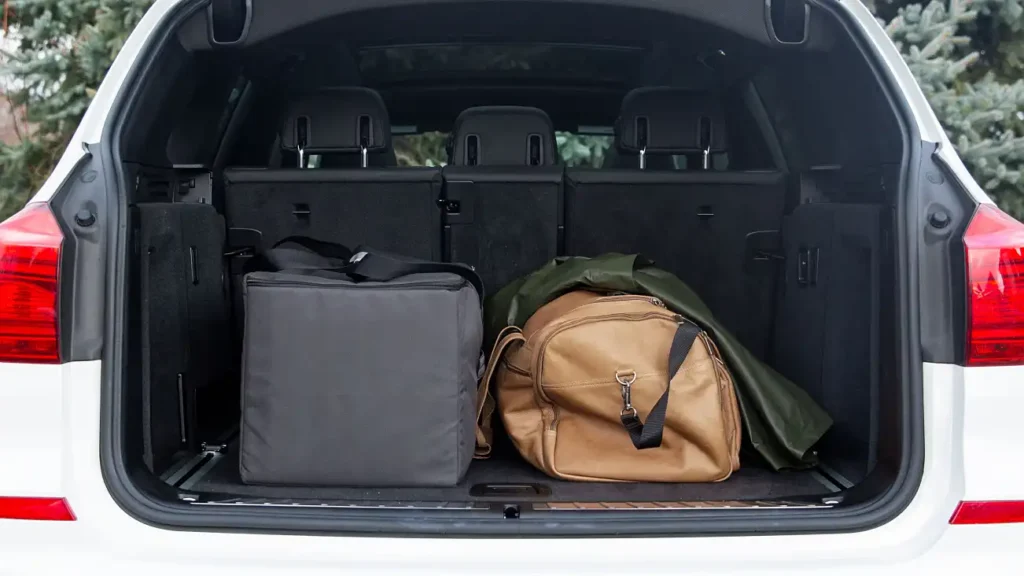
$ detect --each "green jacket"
[485,254,832,470]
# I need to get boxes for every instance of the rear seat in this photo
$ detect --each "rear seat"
[441,106,563,292]
[565,88,786,359]
[224,87,442,260]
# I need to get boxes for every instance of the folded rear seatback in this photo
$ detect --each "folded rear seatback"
[443,165,562,292]
[224,167,443,260]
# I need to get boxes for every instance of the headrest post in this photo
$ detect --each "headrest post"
[615,89,728,167]
[699,116,712,170]
[635,116,649,170]
[358,114,371,168]
[296,116,309,169]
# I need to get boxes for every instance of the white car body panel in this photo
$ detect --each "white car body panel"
[961,366,1024,501]
[0,364,66,496]
[5,0,1022,571]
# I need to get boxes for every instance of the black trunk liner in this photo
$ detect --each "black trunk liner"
[179,443,834,503]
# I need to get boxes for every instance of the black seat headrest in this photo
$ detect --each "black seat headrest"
[450,106,557,167]
[616,87,728,158]
[280,87,392,159]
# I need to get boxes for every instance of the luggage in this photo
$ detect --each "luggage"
[479,290,741,482]
[133,203,230,473]
[239,239,484,486]
[484,253,832,470]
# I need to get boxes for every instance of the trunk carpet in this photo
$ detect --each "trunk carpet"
[178,443,835,503]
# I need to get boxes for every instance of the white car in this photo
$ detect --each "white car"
[1,0,1021,572]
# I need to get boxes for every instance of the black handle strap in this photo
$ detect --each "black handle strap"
[263,237,484,301]
[273,236,354,260]
[345,249,485,302]
[620,321,701,450]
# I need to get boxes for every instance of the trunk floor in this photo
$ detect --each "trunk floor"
[178,444,836,503]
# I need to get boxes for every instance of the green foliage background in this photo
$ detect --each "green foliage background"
[1,0,1023,220]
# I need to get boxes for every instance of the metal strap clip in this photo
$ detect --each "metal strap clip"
[617,370,638,418]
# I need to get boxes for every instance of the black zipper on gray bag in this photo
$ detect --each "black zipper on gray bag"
[245,278,467,291]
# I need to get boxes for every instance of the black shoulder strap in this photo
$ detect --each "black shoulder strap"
[619,321,701,449]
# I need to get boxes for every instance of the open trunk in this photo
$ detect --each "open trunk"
[109,0,916,534]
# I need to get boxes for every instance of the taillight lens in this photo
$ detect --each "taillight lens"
[964,204,1024,366]
[0,497,75,521]
[0,203,63,363]
[950,500,1024,525]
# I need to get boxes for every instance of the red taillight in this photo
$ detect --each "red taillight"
[0,203,63,364]
[964,204,1024,366]
[0,497,75,521]
[950,500,1024,525]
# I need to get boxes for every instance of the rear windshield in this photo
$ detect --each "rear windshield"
[359,43,643,84]
[391,131,614,167]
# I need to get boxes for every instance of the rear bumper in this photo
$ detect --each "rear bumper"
[2,525,1021,574]
[0,362,973,569]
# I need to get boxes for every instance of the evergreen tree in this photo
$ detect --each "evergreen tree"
[0,0,151,219]
[881,0,1024,216]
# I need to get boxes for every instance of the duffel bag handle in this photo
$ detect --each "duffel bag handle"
[619,321,702,450]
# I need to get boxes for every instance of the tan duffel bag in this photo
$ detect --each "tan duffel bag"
[475,290,741,482]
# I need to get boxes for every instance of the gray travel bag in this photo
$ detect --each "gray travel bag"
[239,239,484,486]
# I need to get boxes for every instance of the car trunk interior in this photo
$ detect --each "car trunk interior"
[115,0,909,521]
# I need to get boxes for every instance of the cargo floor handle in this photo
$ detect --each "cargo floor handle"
[619,321,701,449]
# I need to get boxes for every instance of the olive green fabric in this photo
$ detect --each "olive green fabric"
[485,254,832,470]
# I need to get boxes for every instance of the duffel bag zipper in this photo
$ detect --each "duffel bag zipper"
[533,308,679,431]
[535,295,665,329]
[697,330,739,452]
[594,294,665,307]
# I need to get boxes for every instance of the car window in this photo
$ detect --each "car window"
[359,43,643,85]
[387,131,614,167]
[393,131,448,167]
[556,133,612,168]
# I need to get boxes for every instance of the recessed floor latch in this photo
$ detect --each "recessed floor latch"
[503,504,521,519]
